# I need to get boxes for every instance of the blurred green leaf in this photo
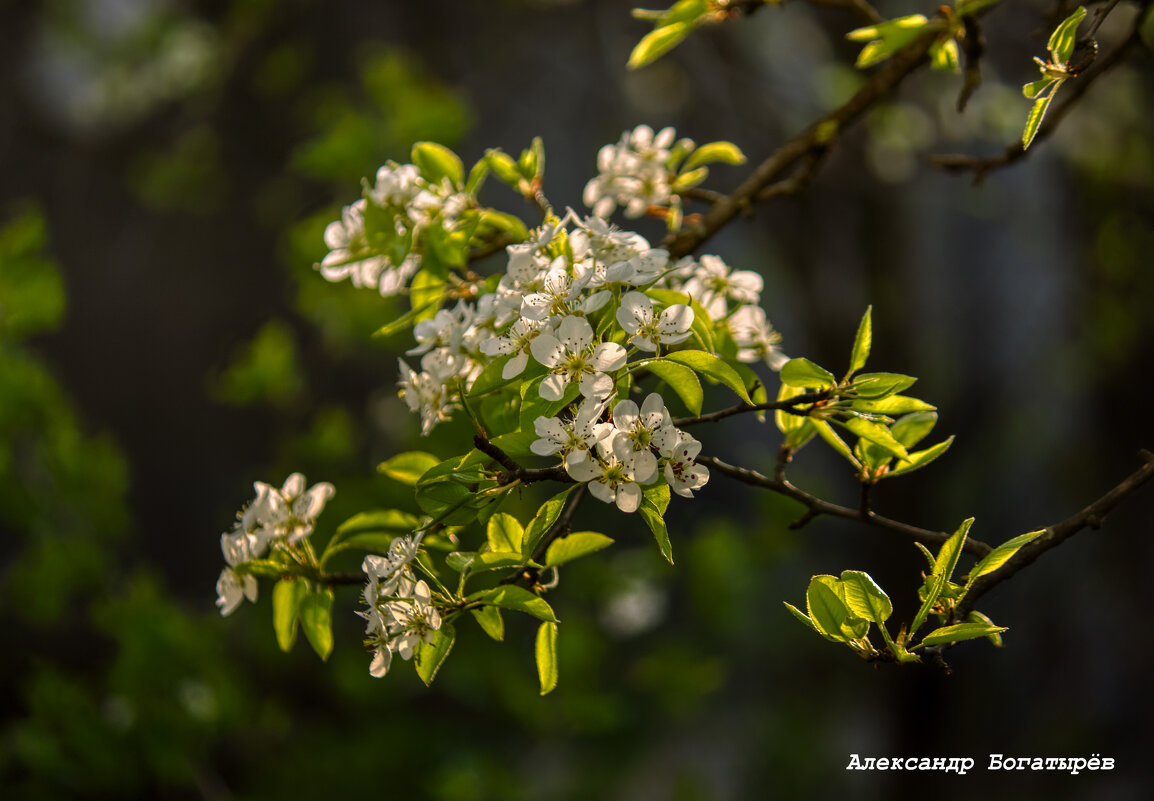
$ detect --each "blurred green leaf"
[415,624,456,685]
[299,587,334,661]
[536,621,559,695]
[272,578,307,652]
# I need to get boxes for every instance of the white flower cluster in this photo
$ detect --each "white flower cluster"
[393,212,786,437]
[533,393,709,512]
[583,125,685,218]
[215,473,335,615]
[358,534,442,678]
[318,161,470,296]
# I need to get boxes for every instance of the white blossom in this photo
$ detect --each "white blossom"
[529,316,627,401]
[397,351,468,434]
[659,431,710,498]
[530,398,613,472]
[727,305,788,370]
[615,291,694,352]
[567,432,658,513]
[681,255,763,318]
[480,317,543,379]
[583,125,679,218]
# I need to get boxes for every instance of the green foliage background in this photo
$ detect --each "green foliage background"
[2,1,1153,799]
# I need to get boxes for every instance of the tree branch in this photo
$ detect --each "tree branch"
[930,0,1150,184]
[698,453,994,556]
[664,27,938,257]
[673,389,831,427]
[473,434,573,485]
[957,449,1154,615]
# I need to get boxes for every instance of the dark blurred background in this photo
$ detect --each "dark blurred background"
[2,0,1153,798]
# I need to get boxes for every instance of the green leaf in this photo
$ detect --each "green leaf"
[665,350,752,404]
[839,570,893,623]
[884,436,954,479]
[890,411,937,449]
[910,518,972,633]
[535,621,559,695]
[272,578,307,652]
[628,21,693,70]
[645,359,703,415]
[545,531,614,567]
[670,167,708,193]
[487,512,525,554]
[845,14,929,42]
[1022,77,1055,100]
[683,141,747,171]
[486,149,521,184]
[415,624,456,685]
[850,372,917,400]
[409,268,446,322]
[522,486,576,558]
[838,416,909,460]
[805,576,867,642]
[299,588,334,661]
[930,37,959,72]
[966,610,1004,647]
[782,601,822,635]
[813,420,861,468]
[964,529,1043,585]
[847,16,930,69]
[411,141,464,186]
[643,482,671,515]
[473,586,557,622]
[233,558,289,580]
[1022,91,1057,150]
[639,496,674,565]
[1048,6,1087,63]
[414,479,477,526]
[471,605,505,641]
[378,451,441,485]
[780,358,835,389]
[919,621,1006,648]
[850,395,936,415]
[848,306,872,375]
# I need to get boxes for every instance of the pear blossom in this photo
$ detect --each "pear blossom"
[215,567,256,616]
[567,432,658,513]
[681,255,764,318]
[264,472,336,545]
[609,393,673,479]
[480,317,543,379]
[362,580,443,677]
[530,398,613,472]
[529,316,627,401]
[659,431,710,498]
[408,301,475,356]
[727,305,788,370]
[615,291,694,352]
[397,351,468,434]
[583,125,680,218]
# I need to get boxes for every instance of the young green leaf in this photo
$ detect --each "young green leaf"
[665,350,752,404]
[850,372,917,400]
[682,141,747,171]
[890,411,937,449]
[910,518,972,633]
[299,587,334,661]
[918,621,1006,648]
[813,420,862,469]
[272,578,307,652]
[473,585,558,622]
[883,436,954,479]
[487,512,525,554]
[411,142,464,186]
[415,624,456,685]
[545,531,615,567]
[521,486,576,558]
[1022,91,1057,150]
[471,605,505,641]
[780,358,836,389]
[639,496,674,565]
[839,570,893,623]
[1048,6,1087,64]
[783,601,822,635]
[536,621,559,695]
[964,529,1043,586]
[838,416,909,461]
[850,395,936,415]
[378,451,441,485]
[848,305,872,376]
[645,359,703,415]
[628,21,693,70]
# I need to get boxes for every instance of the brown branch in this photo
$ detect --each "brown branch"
[957,449,1154,615]
[473,434,573,486]
[930,0,1149,184]
[698,453,994,556]
[673,389,831,427]
[664,27,939,257]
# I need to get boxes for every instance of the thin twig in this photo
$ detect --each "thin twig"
[473,434,573,485]
[673,389,831,427]
[931,0,1149,184]
[957,449,1154,615]
[698,454,994,556]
